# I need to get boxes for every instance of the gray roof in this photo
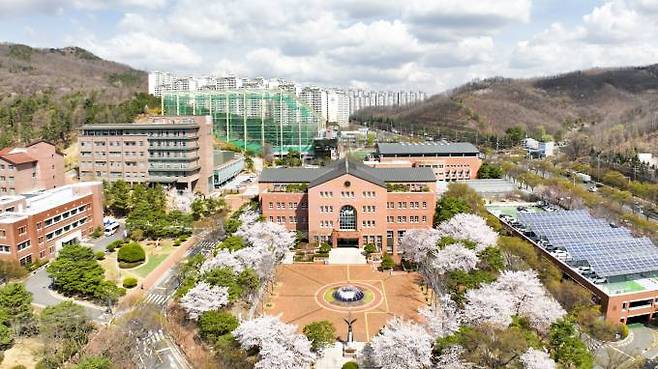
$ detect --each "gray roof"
[259,159,436,186]
[376,142,480,156]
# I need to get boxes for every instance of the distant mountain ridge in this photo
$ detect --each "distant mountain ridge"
[0,42,155,149]
[353,64,658,153]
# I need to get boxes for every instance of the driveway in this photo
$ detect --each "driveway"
[88,223,126,252]
[595,324,658,368]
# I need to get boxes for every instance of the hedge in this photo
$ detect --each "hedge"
[123,277,138,289]
[117,242,145,264]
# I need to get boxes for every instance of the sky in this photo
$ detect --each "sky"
[1,0,658,93]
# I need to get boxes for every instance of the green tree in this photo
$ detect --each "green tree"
[224,218,241,235]
[381,253,394,270]
[303,320,336,352]
[46,244,105,300]
[237,268,260,296]
[505,126,526,145]
[39,301,94,369]
[477,163,503,179]
[434,196,471,225]
[204,267,242,301]
[0,283,35,335]
[0,323,13,348]
[198,311,238,343]
[219,236,245,251]
[548,319,594,369]
[75,357,113,369]
[342,362,359,369]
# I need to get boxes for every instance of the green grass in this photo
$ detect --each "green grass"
[603,280,645,294]
[132,253,169,278]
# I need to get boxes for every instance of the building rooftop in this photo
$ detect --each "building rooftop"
[375,142,480,156]
[260,158,436,187]
[0,147,37,165]
[0,182,102,217]
[81,116,204,130]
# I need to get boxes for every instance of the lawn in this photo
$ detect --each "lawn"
[99,240,176,283]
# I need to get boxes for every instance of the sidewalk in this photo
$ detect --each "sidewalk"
[123,235,197,301]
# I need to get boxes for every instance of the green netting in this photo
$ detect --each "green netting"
[161,90,323,154]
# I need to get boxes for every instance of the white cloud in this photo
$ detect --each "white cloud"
[78,32,202,70]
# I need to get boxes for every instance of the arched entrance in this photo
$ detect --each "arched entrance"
[337,205,358,248]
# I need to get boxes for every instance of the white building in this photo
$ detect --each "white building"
[638,153,658,168]
[326,89,349,127]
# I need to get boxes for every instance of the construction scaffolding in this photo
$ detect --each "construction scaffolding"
[161,90,324,155]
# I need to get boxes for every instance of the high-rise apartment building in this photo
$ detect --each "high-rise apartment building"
[0,141,65,195]
[78,116,214,194]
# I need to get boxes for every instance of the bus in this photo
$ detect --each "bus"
[104,221,120,237]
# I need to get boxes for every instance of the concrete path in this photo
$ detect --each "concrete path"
[315,342,365,369]
[328,248,367,265]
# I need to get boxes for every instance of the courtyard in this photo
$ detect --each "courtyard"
[265,264,426,342]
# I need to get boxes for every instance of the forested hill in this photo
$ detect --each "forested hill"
[353,65,658,153]
[0,43,158,149]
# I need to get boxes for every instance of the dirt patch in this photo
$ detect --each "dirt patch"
[0,337,44,369]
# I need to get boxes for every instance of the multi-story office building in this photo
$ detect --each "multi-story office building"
[0,141,65,195]
[371,142,482,181]
[0,182,103,266]
[161,91,323,155]
[259,159,436,254]
[78,116,214,194]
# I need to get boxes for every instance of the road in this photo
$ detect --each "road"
[130,230,221,369]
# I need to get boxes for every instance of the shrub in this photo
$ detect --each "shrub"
[11,365,28,369]
[129,228,144,241]
[173,240,182,247]
[219,236,245,251]
[303,320,336,352]
[318,242,332,254]
[224,218,241,234]
[179,235,189,242]
[90,227,103,239]
[381,253,394,270]
[94,251,105,260]
[363,243,376,255]
[117,242,145,263]
[105,240,124,252]
[198,311,238,343]
[122,277,138,289]
[342,362,359,369]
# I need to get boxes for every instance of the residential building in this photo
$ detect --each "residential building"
[371,142,482,181]
[0,140,65,195]
[326,89,350,127]
[259,159,436,254]
[78,116,214,194]
[0,182,103,266]
[523,138,555,158]
[347,89,428,115]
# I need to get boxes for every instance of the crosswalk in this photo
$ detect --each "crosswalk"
[144,329,166,345]
[144,293,169,306]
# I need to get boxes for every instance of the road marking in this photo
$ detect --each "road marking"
[606,344,635,361]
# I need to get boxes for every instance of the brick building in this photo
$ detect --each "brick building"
[0,182,103,266]
[78,115,214,194]
[0,140,65,195]
[259,159,436,255]
[371,142,482,181]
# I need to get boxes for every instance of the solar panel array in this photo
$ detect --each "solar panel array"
[517,210,658,278]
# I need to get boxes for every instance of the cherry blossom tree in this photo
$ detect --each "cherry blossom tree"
[418,295,461,339]
[462,283,515,327]
[520,348,557,369]
[431,244,479,274]
[179,282,229,320]
[233,315,315,369]
[369,318,433,369]
[495,270,566,333]
[238,209,260,230]
[461,271,565,332]
[437,213,498,251]
[201,246,276,280]
[236,221,296,260]
[398,229,443,264]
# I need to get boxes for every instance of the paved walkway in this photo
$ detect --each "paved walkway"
[315,342,365,369]
[328,248,367,265]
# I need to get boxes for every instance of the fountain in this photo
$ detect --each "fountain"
[333,285,365,303]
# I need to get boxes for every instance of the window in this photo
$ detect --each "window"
[387,216,394,223]
[17,240,30,251]
[18,226,27,235]
[0,230,4,238]
[422,216,427,223]
[339,205,357,230]
[269,202,273,209]
[422,202,427,209]
[19,255,32,266]
[0,245,9,253]
[387,202,394,209]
